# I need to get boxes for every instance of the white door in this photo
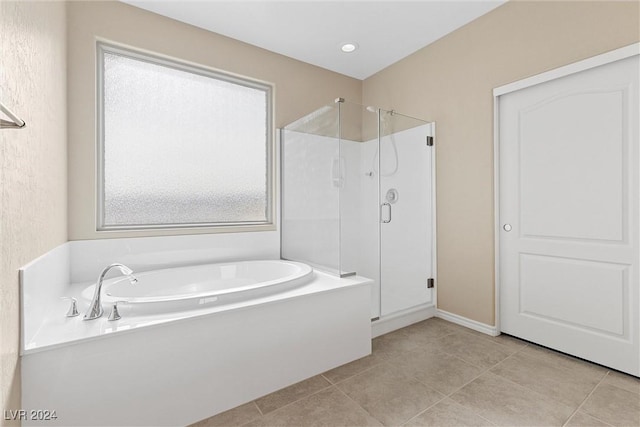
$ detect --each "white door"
[499,53,639,376]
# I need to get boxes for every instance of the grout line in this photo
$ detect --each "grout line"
[454,327,527,354]
[433,344,533,426]
[598,370,640,395]
[511,343,605,378]
[518,339,617,376]
[429,335,528,375]
[433,317,527,353]
[394,321,529,399]
[443,363,493,398]
[580,412,615,427]
[489,342,614,416]
[334,367,450,427]
[236,402,264,427]
[444,363,495,397]
[480,366,579,410]
[401,394,448,426]
[337,329,455,426]
[330,359,392,387]
[404,352,487,397]
[252,400,264,417]
[254,381,335,418]
[399,346,506,425]
[403,397,497,427]
[426,321,531,367]
[396,353,493,423]
[320,373,334,385]
[561,370,610,427]
[440,347,488,371]
[393,319,592,426]
[333,383,385,425]
[483,340,530,373]
[475,412,498,426]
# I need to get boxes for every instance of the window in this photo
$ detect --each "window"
[97,43,273,231]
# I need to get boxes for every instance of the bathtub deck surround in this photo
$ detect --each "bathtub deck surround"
[191,317,640,427]
[19,237,372,426]
[20,233,280,353]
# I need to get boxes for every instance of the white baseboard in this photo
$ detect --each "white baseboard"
[436,309,499,336]
[371,304,436,338]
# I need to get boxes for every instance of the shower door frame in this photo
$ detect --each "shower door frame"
[278,102,438,332]
[373,116,438,333]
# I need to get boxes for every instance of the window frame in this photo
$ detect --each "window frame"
[96,41,275,232]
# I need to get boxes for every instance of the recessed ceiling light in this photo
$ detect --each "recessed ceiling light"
[340,42,358,53]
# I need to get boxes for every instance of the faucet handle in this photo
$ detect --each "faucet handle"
[60,297,79,317]
[108,301,123,321]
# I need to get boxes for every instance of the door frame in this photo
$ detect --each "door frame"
[492,43,640,333]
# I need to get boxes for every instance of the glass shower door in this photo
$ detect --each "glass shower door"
[379,110,434,317]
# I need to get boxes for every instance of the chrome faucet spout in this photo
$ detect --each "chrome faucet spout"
[84,263,137,321]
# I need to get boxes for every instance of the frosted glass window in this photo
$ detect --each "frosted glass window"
[97,43,272,230]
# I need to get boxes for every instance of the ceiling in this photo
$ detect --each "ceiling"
[122,1,507,80]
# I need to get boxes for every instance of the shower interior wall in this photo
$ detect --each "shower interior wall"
[282,102,435,319]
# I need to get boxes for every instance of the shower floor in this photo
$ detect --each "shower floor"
[190,318,640,427]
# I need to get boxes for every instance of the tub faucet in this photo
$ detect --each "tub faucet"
[84,263,137,321]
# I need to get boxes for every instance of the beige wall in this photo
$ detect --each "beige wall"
[364,0,640,326]
[67,1,362,240]
[0,1,67,423]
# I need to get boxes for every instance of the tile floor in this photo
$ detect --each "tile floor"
[190,318,640,427]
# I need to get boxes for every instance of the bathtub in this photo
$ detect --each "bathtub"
[20,246,373,426]
[80,259,313,314]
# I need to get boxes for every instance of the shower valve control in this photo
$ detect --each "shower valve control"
[385,188,399,204]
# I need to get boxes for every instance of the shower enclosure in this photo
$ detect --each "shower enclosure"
[281,98,435,320]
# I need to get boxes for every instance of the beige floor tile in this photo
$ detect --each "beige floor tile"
[564,411,612,427]
[254,375,331,415]
[581,383,640,427]
[396,347,484,395]
[323,352,389,384]
[189,321,640,427]
[424,317,463,327]
[602,370,640,394]
[519,345,606,377]
[490,351,604,407]
[399,318,462,346]
[405,398,494,426]
[450,372,574,426]
[432,333,514,369]
[459,330,529,353]
[337,362,445,426]
[245,387,382,427]
[189,402,261,427]
[372,330,424,359]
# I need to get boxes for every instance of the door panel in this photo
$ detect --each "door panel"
[499,55,639,375]
[519,90,626,242]
[519,254,627,336]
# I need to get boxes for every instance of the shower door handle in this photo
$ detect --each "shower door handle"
[381,202,392,223]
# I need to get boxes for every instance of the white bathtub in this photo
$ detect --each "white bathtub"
[21,247,373,426]
[80,259,313,314]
